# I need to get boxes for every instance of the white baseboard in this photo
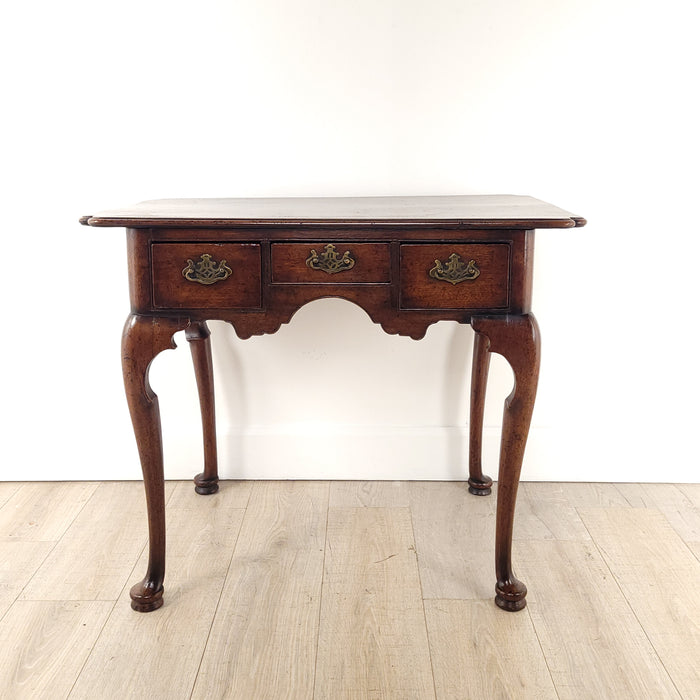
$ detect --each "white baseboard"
[161,424,557,481]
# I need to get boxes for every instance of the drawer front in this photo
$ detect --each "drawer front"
[271,243,391,283]
[400,244,510,310]
[152,243,261,309]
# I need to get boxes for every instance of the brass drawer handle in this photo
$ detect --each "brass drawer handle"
[182,254,232,285]
[305,244,355,274]
[429,253,480,285]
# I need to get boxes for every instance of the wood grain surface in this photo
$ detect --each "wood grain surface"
[578,507,700,698]
[2,481,697,700]
[315,507,435,699]
[0,483,98,542]
[69,482,249,699]
[83,195,585,229]
[20,482,172,602]
[517,539,681,699]
[425,599,557,699]
[191,481,328,700]
[0,601,112,700]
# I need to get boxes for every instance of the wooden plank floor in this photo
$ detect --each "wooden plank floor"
[1,481,699,699]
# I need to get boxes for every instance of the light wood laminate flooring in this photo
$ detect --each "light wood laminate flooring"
[1,481,699,699]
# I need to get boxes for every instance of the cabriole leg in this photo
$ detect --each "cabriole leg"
[471,314,541,612]
[185,322,220,495]
[122,314,189,612]
[468,330,493,496]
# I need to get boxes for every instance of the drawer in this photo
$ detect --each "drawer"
[400,244,509,310]
[271,242,391,283]
[151,243,261,309]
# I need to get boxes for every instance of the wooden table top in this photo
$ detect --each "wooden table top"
[82,195,586,229]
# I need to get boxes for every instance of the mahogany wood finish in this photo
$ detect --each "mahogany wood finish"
[271,243,391,283]
[121,314,190,612]
[85,195,584,613]
[85,195,586,229]
[472,314,541,611]
[400,243,510,310]
[185,322,220,495]
[151,242,261,309]
[468,331,493,497]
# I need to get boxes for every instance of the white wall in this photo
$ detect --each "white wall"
[2,0,698,482]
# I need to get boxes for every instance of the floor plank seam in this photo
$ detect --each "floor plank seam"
[188,483,254,699]
[614,483,640,508]
[526,605,562,700]
[67,525,153,697]
[54,483,101,542]
[0,483,21,510]
[407,504,439,700]
[574,505,685,699]
[1,540,57,625]
[687,542,700,565]
[66,595,123,699]
[311,483,331,700]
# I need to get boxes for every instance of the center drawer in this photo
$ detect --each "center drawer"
[271,242,391,284]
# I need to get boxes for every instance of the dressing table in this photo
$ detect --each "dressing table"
[81,195,585,613]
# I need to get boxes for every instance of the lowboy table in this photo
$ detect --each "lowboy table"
[81,195,585,613]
